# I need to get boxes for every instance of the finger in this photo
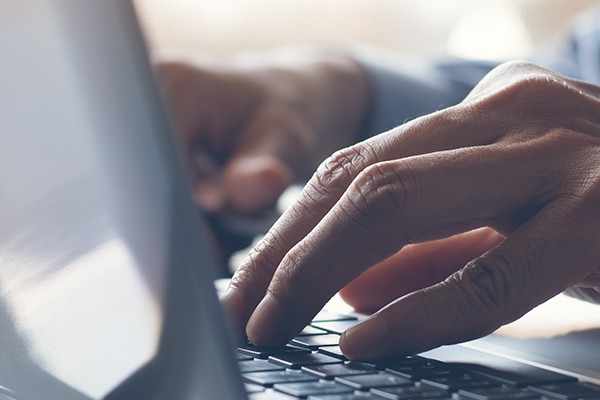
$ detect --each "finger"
[339,228,504,313]
[339,195,600,358]
[245,142,554,346]
[564,287,600,304]
[220,155,293,214]
[223,107,504,329]
[218,105,305,213]
[192,153,293,214]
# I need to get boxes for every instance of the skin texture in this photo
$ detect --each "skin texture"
[219,61,600,359]
[159,53,600,359]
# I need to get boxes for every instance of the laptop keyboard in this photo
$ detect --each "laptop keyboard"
[238,311,600,400]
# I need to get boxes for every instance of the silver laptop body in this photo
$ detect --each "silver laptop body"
[0,1,245,399]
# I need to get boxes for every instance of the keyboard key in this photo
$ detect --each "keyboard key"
[274,380,355,397]
[458,385,542,399]
[334,372,412,390]
[311,320,358,334]
[370,384,450,399]
[239,359,285,373]
[269,352,343,369]
[293,334,341,349]
[249,389,296,399]
[244,369,319,386]
[302,362,377,379]
[421,373,501,391]
[318,346,347,360]
[245,383,265,394]
[238,342,310,359]
[299,326,329,336]
[308,393,389,399]
[528,382,600,399]
[312,310,357,322]
[383,358,463,380]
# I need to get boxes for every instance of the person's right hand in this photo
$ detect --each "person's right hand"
[156,50,368,215]
[223,61,600,359]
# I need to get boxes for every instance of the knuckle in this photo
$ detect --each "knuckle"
[312,144,378,197]
[447,254,517,330]
[343,162,421,229]
[345,163,407,223]
[469,61,582,117]
[492,60,544,78]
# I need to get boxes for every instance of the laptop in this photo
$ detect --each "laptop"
[1,1,600,399]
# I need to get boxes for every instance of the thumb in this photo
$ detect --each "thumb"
[339,228,504,313]
[339,199,599,359]
[221,154,293,214]
[218,104,309,214]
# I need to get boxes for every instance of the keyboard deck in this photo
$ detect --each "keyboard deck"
[238,311,600,400]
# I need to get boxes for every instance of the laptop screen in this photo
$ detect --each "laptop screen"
[0,1,245,399]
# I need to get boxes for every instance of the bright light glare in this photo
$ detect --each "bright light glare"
[447,1,533,60]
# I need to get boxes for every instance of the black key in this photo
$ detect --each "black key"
[312,310,357,322]
[370,385,450,400]
[302,362,377,379]
[244,369,319,386]
[249,389,296,399]
[293,334,341,349]
[311,320,358,334]
[308,393,389,399]
[335,372,412,390]
[459,385,542,399]
[299,326,329,336]
[421,373,500,391]
[269,352,343,369]
[238,342,310,359]
[239,359,285,373]
[528,382,600,399]
[318,346,347,360]
[274,380,354,397]
[384,358,463,380]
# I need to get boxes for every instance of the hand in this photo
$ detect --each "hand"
[222,61,600,359]
[156,49,368,214]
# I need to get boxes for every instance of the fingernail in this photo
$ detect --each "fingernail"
[246,294,282,346]
[341,315,388,359]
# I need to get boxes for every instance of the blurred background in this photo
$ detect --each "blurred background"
[135,0,599,61]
